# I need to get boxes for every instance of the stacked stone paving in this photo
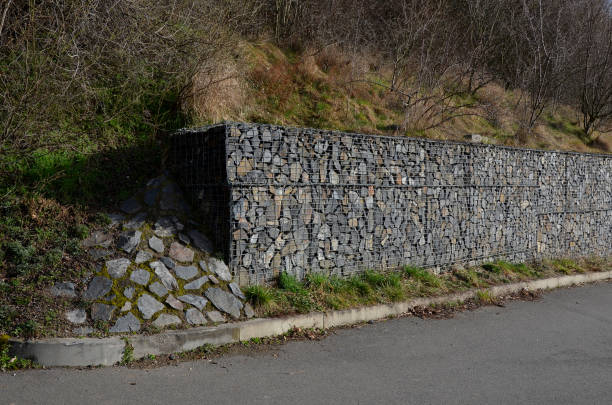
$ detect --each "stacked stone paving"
[52,175,254,336]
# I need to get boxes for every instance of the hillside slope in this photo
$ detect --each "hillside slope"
[190,42,611,154]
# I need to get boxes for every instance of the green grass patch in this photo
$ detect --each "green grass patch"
[404,266,441,288]
[245,285,275,307]
[245,258,607,319]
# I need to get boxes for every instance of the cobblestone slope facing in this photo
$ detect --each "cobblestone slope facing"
[171,122,612,285]
[52,174,253,337]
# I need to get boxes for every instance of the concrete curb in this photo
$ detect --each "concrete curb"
[9,270,612,367]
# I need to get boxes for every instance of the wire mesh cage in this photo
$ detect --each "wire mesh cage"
[170,122,612,285]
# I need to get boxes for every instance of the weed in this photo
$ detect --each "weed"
[1,342,35,371]
[475,290,495,304]
[454,269,481,287]
[363,270,387,287]
[483,261,537,278]
[383,285,405,302]
[73,224,89,239]
[383,273,403,288]
[287,293,316,313]
[551,259,582,274]
[347,276,372,296]
[93,213,112,226]
[245,285,274,307]
[121,338,134,365]
[305,273,331,291]
[278,272,304,293]
[404,266,441,288]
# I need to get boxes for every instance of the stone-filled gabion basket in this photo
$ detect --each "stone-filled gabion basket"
[170,122,612,285]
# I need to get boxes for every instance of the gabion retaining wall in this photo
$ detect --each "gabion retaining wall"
[171,122,612,285]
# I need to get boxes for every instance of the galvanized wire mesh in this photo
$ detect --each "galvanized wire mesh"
[171,122,612,284]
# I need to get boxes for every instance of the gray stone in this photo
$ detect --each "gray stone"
[185,308,207,325]
[106,258,131,279]
[206,311,225,323]
[178,233,191,245]
[89,248,112,260]
[149,281,168,297]
[148,236,165,254]
[120,302,132,312]
[117,230,142,253]
[153,217,176,237]
[153,313,181,328]
[204,288,243,319]
[169,242,194,263]
[177,295,208,310]
[107,213,124,227]
[172,217,185,231]
[130,269,150,286]
[160,183,188,212]
[175,265,198,280]
[82,231,113,248]
[188,230,213,253]
[123,286,135,300]
[91,303,115,321]
[209,275,219,284]
[137,294,165,320]
[184,276,208,290]
[150,261,178,290]
[147,175,165,188]
[124,212,147,230]
[228,282,246,300]
[65,309,87,324]
[135,250,153,264]
[72,326,94,335]
[464,133,486,143]
[120,197,141,214]
[244,303,255,319]
[208,258,232,281]
[165,294,184,310]
[144,187,159,206]
[198,260,208,272]
[50,282,77,299]
[83,276,112,300]
[109,313,141,333]
[160,256,175,269]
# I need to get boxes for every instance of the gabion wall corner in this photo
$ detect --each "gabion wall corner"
[171,122,612,285]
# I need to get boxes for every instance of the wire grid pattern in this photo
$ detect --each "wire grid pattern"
[171,122,612,284]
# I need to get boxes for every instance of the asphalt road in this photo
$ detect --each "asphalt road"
[2,282,612,405]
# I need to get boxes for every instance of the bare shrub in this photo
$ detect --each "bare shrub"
[0,0,262,160]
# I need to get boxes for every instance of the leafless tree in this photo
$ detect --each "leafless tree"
[571,0,612,139]
[499,0,577,141]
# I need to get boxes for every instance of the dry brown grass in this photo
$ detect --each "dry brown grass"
[184,41,610,155]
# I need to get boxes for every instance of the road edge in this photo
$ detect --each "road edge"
[9,270,612,367]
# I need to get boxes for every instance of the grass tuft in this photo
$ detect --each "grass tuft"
[278,272,304,293]
[404,266,441,288]
[305,273,331,291]
[245,285,275,307]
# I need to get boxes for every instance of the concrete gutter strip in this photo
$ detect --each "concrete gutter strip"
[9,337,125,367]
[9,271,612,367]
[129,324,241,360]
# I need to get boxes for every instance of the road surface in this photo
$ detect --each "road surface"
[2,282,612,404]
